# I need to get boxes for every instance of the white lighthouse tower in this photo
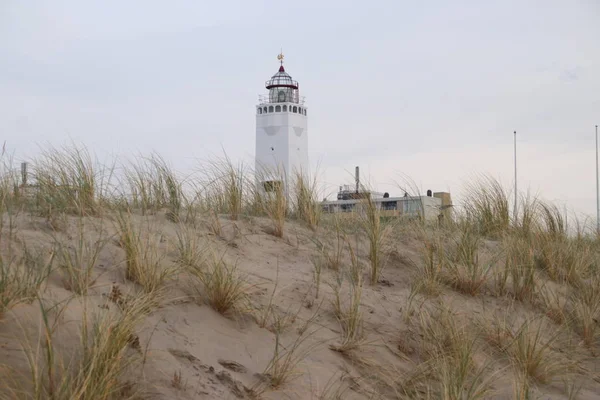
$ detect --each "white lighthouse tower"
[255,53,308,192]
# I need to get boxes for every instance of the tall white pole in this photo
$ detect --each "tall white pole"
[514,130,518,223]
[596,125,599,235]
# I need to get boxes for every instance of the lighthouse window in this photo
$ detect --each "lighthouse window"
[304,109,307,116]
[277,90,286,102]
[263,107,267,113]
[275,105,281,112]
[258,108,262,114]
[299,107,302,114]
[283,105,287,112]
[268,106,274,113]
[293,106,297,113]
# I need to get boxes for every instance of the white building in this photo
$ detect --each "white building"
[255,54,308,192]
[322,190,453,222]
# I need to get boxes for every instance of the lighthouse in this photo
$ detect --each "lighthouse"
[255,53,308,192]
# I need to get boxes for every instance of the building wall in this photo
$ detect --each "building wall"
[287,112,308,178]
[255,104,308,186]
[321,195,444,221]
[420,196,443,220]
[434,192,453,220]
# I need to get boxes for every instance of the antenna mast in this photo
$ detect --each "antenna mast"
[596,125,600,235]
[514,130,518,224]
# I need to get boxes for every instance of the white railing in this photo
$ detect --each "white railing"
[257,94,306,105]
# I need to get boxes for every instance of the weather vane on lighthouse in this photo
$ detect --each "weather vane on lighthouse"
[277,51,284,66]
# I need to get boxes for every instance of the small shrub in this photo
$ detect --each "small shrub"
[437,346,494,400]
[569,278,600,347]
[330,273,364,354]
[358,194,390,285]
[477,313,515,352]
[263,178,287,238]
[418,305,469,360]
[413,234,445,296]
[117,212,176,294]
[292,170,321,231]
[443,227,494,296]
[150,155,182,222]
[123,153,183,219]
[174,224,205,270]
[462,175,510,237]
[310,255,323,299]
[191,254,248,315]
[0,247,54,318]
[201,153,246,220]
[538,284,568,325]
[534,235,594,285]
[506,318,567,384]
[260,311,320,391]
[33,144,103,217]
[410,305,496,399]
[503,237,536,301]
[12,293,154,400]
[312,216,345,271]
[55,218,108,295]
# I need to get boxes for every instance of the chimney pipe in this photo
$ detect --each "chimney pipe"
[355,166,359,193]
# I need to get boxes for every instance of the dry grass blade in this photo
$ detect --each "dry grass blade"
[534,234,594,285]
[315,371,350,399]
[123,153,183,220]
[150,154,183,222]
[263,177,287,238]
[412,233,445,297]
[503,236,536,301]
[506,318,569,384]
[443,226,495,296]
[174,223,205,271]
[515,192,539,238]
[311,255,324,299]
[311,216,345,272]
[189,253,249,315]
[569,277,600,347]
[259,306,323,392]
[69,300,148,399]
[537,284,568,326]
[123,155,160,213]
[32,143,104,217]
[7,292,154,400]
[477,313,515,352]
[116,211,176,294]
[359,193,389,285]
[403,305,497,399]
[330,274,365,354]
[437,351,496,400]
[462,175,510,237]
[292,170,321,231]
[537,201,567,238]
[54,218,109,295]
[0,246,54,319]
[199,152,246,220]
[418,305,468,360]
[0,149,24,231]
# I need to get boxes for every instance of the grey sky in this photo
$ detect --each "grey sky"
[1,1,599,218]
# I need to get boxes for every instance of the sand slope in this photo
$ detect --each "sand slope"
[1,211,600,399]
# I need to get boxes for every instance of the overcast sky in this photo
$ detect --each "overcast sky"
[1,1,599,219]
